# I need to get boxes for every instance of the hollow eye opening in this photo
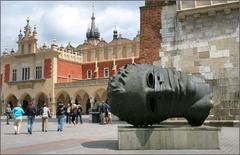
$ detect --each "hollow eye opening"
[147,72,155,88]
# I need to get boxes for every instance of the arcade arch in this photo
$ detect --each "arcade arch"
[94,88,107,103]
[55,91,71,106]
[5,94,18,109]
[74,90,90,114]
[35,92,48,109]
[19,93,32,112]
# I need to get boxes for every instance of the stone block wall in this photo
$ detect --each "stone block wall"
[158,4,239,120]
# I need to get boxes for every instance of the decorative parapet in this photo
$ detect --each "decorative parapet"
[58,51,83,63]
[8,79,46,89]
[55,78,108,88]
[177,0,239,20]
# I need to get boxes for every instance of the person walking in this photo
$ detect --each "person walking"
[66,103,71,124]
[56,101,65,132]
[11,103,24,135]
[77,104,83,124]
[106,100,112,124]
[26,100,37,134]
[41,103,50,132]
[5,104,12,125]
[104,101,109,124]
[71,103,77,125]
[99,102,105,125]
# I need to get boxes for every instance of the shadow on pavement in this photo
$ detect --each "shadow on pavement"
[4,132,29,135]
[81,140,118,150]
[33,129,58,132]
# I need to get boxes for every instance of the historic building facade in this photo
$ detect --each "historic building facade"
[143,0,239,120]
[0,11,140,114]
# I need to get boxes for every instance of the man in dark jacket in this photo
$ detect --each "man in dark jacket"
[56,101,65,132]
[26,100,37,134]
[76,104,83,124]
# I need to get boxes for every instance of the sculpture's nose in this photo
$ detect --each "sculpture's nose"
[154,73,161,91]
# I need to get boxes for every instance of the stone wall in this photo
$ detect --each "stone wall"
[158,4,239,120]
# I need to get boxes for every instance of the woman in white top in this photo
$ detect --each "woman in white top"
[42,103,50,132]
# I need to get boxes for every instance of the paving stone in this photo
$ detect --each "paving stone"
[1,117,239,154]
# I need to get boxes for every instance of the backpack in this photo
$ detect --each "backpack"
[31,107,37,116]
[27,106,37,116]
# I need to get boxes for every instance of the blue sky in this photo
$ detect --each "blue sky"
[1,1,144,52]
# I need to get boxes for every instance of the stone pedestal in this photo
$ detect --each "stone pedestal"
[118,125,220,150]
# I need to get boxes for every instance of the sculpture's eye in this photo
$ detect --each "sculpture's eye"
[147,72,155,88]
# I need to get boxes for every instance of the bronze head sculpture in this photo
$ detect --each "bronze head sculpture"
[107,64,213,127]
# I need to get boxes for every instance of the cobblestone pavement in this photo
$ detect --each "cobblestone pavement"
[1,117,239,154]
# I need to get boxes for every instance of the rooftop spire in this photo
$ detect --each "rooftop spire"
[86,1,100,41]
[24,17,31,37]
[26,17,30,26]
[33,25,37,38]
[18,29,23,39]
[92,0,94,18]
[33,25,37,33]
[113,26,118,40]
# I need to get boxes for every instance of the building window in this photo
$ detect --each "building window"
[87,70,92,79]
[113,47,118,58]
[12,69,17,81]
[104,48,108,60]
[21,45,24,53]
[28,44,31,53]
[87,51,91,62]
[22,67,30,80]
[35,66,42,80]
[181,0,195,9]
[96,50,99,60]
[132,45,137,57]
[104,68,109,78]
[122,46,127,58]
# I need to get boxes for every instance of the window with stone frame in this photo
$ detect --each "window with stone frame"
[87,50,91,62]
[104,67,109,78]
[181,0,195,9]
[113,47,118,58]
[21,45,24,53]
[104,48,108,60]
[35,66,42,80]
[96,49,99,61]
[122,46,127,58]
[22,67,30,80]
[132,45,137,57]
[12,69,17,81]
[87,70,92,79]
[28,44,31,53]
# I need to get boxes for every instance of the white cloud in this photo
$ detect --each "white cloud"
[1,1,144,52]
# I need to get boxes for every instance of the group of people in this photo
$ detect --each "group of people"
[6,100,52,135]
[94,100,112,125]
[5,99,112,135]
[5,100,69,135]
[65,103,83,125]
